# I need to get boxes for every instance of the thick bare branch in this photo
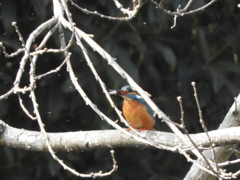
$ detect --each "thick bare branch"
[1,119,240,152]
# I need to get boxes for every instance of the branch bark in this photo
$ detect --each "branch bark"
[1,119,240,152]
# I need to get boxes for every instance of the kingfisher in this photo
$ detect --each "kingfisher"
[109,85,156,130]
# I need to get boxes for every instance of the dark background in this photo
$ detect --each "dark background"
[0,0,240,179]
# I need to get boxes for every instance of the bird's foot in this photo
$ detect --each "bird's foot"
[126,128,147,131]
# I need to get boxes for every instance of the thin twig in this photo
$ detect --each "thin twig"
[151,0,218,28]
[70,0,142,21]
[35,54,69,80]
[177,96,185,128]
[191,82,219,173]
[18,94,36,120]
[0,89,14,100]
[12,22,26,47]
[0,42,24,58]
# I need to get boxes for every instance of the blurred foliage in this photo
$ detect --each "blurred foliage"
[0,0,240,180]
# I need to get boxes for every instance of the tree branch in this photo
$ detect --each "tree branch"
[1,119,240,152]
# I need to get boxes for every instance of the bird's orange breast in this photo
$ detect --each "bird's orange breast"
[122,99,155,130]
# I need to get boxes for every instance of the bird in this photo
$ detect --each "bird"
[109,85,156,130]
